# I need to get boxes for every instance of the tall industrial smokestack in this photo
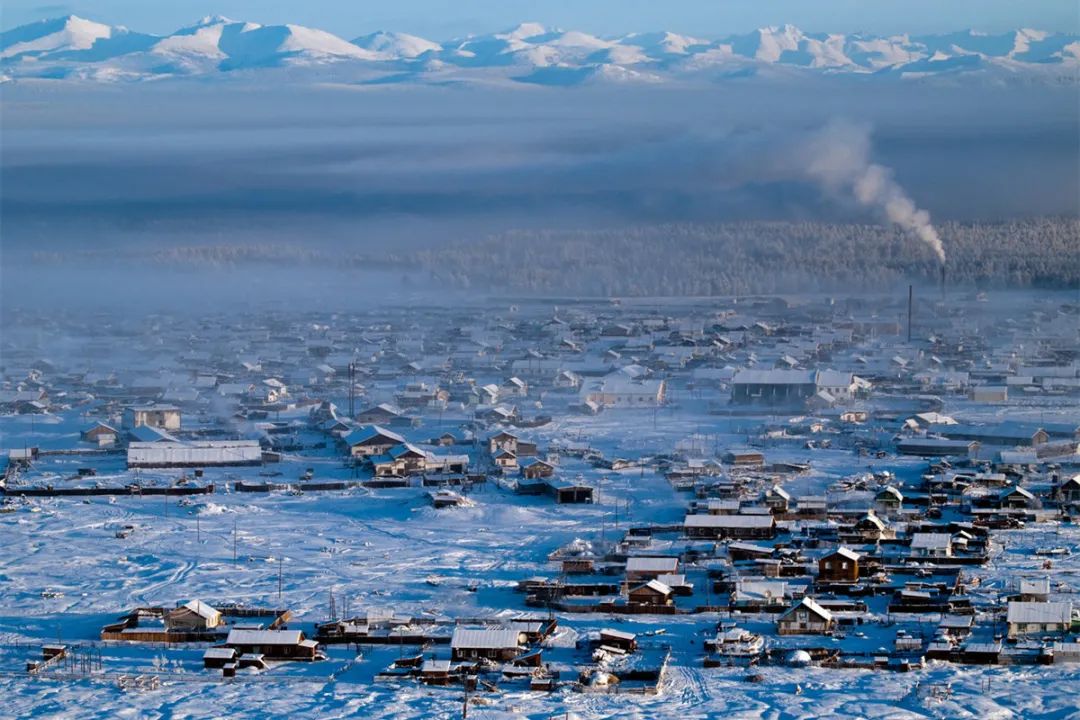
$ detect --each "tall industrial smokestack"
[907,284,913,343]
[940,265,946,302]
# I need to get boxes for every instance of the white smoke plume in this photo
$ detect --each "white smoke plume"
[801,119,946,264]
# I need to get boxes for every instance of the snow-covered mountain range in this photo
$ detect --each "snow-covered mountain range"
[2,15,1077,85]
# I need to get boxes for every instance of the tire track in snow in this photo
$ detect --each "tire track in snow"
[127,559,195,606]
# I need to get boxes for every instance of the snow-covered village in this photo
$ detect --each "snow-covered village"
[1,287,1079,718]
[2,1,1080,717]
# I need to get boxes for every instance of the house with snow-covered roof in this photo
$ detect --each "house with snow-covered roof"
[778,597,834,635]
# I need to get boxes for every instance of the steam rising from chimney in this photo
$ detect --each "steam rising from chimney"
[802,119,946,265]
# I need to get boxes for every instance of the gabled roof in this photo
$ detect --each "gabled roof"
[735,579,787,602]
[828,547,861,562]
[179,599,220,620]
[856,512,886,530]
[388,442,427,459]
[203,647,237,660]
[129,425,180,443]
[633,579,673,596]
[83,421,119,434]
[877,486,904,501]
[1000,485,1036,500]
[783,597,833,622]
[767,485,791,501]
[358,403,403,417]
[343,425,406,447]
[910,532,952,549]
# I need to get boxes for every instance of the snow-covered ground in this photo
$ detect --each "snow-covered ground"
[2,290,1079,717]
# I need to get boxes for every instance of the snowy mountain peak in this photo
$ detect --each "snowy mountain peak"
[1,15,116,60]
[502,22,549,40]
[1,15,1076,85]
[620,31,709,55]
[352,30,441,59]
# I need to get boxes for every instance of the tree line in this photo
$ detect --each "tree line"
[401,219,1079,296]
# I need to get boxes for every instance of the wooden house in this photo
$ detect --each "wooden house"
[997,485,1040,510]
[450,627,524,661]
[520,458,555,479]
[1017,578,1051,602]
[723,449,765,467]
[123,404,181,431]
[625,556,679,582]
[344,425,406,458]
[763,485,791,514]
[598,629,637,653]
[223,629,320,661]
[846,512,892,542]
[502,377,528,397]
[909,532,952,558]
[684,513,776,539]
[545,478,594,504]
[1006,602,1073,639]
[818,547,860,583]
[493,449,519,471]
[203,647,237,669]
[80,422,119,447]
[1056,475,1080,505]
[628,580,674,606]
[488,431,519,456]
[874,486,904,515]
[419,659,452,685]
[165,600,222,631]
[777,597,834,636]
[355,403,407,426]
[733,580,789,610]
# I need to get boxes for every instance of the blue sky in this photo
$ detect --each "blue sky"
[3,0,1078,37]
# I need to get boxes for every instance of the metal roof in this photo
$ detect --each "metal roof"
[626,557,678,572]
[179,600,220,620]
[203,647,237,659]
[685,514,775,528]
[127,441,261,467]
[599,629,637,641]
[450,627,523,650]
[226,629,304,646]
[1007,601,1072,625]
[910,533,952,549]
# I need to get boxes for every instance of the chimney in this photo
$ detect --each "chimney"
[940,265,946,301]
[907,284,913,343]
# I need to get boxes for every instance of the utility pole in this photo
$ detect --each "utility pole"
[277,557,283,603]
[348,362,356,418]
[233,517,238,563]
